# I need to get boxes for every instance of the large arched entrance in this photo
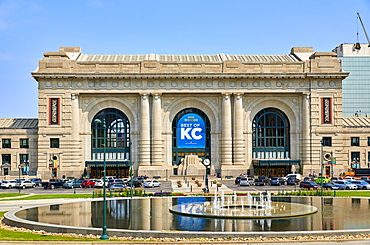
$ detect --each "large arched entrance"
[87,108,131,178]
[252,107,299,177]
[172,108,211,174]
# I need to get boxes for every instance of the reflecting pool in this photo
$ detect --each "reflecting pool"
[14,196,370,232]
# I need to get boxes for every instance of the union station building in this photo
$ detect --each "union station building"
[1,46,370,180]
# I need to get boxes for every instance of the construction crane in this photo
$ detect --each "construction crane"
[357,12,370,48]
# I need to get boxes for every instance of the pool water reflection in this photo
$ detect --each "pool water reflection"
[14,196,370,232]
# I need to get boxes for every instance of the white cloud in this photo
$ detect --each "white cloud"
[88,0,105,7]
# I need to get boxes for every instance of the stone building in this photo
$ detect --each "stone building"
[2,46,370,180]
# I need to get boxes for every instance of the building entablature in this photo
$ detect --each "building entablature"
[32,47,347,79]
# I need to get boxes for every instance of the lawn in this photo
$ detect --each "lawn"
[0,212,97,241]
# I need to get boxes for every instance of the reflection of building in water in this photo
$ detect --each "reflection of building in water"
[35,202,92,227]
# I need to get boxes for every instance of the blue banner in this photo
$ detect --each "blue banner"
[177,113,205,148]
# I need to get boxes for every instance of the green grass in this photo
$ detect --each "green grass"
[0,193,27,198]
[0,212,98,241]
[0,194,93,201]
[335,191,370,197]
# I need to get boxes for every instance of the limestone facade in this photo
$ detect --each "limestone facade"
[4,46,370,180]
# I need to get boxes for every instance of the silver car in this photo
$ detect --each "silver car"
[334,180,357,190]
[239,178,251,186]
[16,180,36,189]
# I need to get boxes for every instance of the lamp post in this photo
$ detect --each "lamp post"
[94,118,109,240]
[202,158,211,193]
[320,140,324,188]
[129,141,133,198]
[18,162,24,193]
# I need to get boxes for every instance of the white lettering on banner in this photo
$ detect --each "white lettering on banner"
[192,128,202,139]
[181,128,192,139]
[180,128,203,140]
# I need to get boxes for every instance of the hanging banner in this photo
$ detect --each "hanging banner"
[177,113,205,148]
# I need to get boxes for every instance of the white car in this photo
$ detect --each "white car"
[143,180,161,188]
[1,180,16,189]
[16,180,36,189]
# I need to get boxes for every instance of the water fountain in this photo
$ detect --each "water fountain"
[169,190,317,219]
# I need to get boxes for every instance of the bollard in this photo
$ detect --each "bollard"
[160,190,162,197]
[190,185,192,192]
[92,192,94,198]
[74,188,76,194]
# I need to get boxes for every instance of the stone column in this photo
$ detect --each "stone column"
[152,94,163,166]
[302,93,311,168]
[71,93,80,167]
[140,94,151,166]
[221,93,232,165]
[233,93,245,165]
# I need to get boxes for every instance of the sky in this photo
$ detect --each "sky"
[1,0,370,118]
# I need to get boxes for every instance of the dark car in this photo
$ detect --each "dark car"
[299,181,320,189]
[235,176,242,185]
[270,177,285,186]
[303,177,315,182]
[126,179,142,187]
[322,182,340,190]
[286,177,299,185]
[254,176,270,186]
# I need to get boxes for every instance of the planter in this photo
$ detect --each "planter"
[197,183,202,187]
[217,183,222,187]
[177,184,182,187]
[192,177,196,180]
[212,180,217,184]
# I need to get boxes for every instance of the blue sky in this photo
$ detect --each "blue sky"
[1,0,370,118]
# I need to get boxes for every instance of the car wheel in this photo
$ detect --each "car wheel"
[363,186,367,190]
[50,185,55,189]
[32,185,36,188]
[44,186,47,189]
[346,187,350,190]
[22,185,26,189]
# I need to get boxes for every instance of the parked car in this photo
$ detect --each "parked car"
[344,176,355,181]
[332,182,347,190]
[143,180,161,188]
[254,176,270,186]
[239,178,251,186]
[81,179,96,188]
[270,177,285,186]
[285,174,302,180]
[322,182,340,190]
[127,179,142,187]
[303,177,315,182]
[286,177,300,185]
[315,176,331,183]
[235,176,242,185]
[29,178,42,186]
[350,180,370,190]
[16,180,36,189]
[334,181,357,190]
[360,176,370,181]
[331,176,343,181]
[63,180,82,188]
[108,184,126,190]
[42,179,64,189]
[1,180,16,189]
[300,181,321,189]
[95,179,106,188]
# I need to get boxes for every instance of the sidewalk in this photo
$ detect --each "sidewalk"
[171,178,232,194]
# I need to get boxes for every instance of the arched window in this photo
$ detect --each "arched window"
[91,108,130,161]
[172,108,211,166]
[252,108,290,159]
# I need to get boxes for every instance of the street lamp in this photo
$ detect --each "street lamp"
[320,140,324,188]
[202,158,211,193]
[94,118,109,240]
[129,141,133,198]
[18,162,24,193]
